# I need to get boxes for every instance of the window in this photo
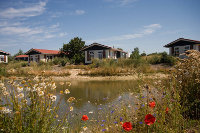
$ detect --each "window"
[174,47,179,56]
[98,51,103,59]
[184,45,190,52]
[0,55,4,61]
[89,52,94,59]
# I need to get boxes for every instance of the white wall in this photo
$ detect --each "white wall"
[0,55,8,63]
[29,54,56,63]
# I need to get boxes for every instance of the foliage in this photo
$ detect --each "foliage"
[130,47,141,60]
[0,76,73,133]
[53,57,69,66]
[173,50,200,119]
[14,49,24,57]
[61,37,85,64]
[147,52,176,66]
[0,67,7,77]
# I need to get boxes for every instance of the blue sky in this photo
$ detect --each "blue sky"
[0,0,199,55]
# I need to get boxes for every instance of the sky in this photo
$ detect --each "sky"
[0,0,199,55]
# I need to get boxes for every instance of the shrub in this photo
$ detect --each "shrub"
[0,67,7,76]
[173,50,200,119]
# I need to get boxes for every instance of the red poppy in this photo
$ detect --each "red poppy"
[165,107,169,114]
[149,101,156,108]
[122,122,132,131]
[144,114,156,126]
[81,115,89,121]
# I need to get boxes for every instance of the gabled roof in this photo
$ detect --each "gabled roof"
[82,43,127,53]
[164,38,200,48]
[15,55,28,58]
[26,48,60,55]
[0,50,10,55]
[82,43,112,51]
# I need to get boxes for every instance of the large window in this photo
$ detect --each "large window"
[89,52,94,59]
[184,45,190,52]
[174,47,179,56]
[98,51,103,59]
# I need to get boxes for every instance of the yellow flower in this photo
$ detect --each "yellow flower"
[83,126,87,131]
[38,91,44,96]
[67,97,75,103]
[18,93,24,98]
[60,91,63,94]
[70,106,73,111]
[21,80,26,84]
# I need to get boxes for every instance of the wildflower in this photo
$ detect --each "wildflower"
[114,121,118,124]
[1,107,12,114]
[18,93,24,98]
[67,97,75,102]
[50,95,57,102]
[111,110,114,114]
[166,107,169,114]
[66,82,71,86]
[102,120,105,122]
[102,129,106,132]
[144,114,156,126]
[89,111,93,114]
[64,89,70,94]
[70,106,73,111]
[122,122,132,131]
[21,80,26,84]
[149,101,156,108]
[2,87,6,91]
[139,122,143,124]
[0,83,4,87]
[83,126,87,131]
[60,91,63,94]
[26,87,31,91]
[51,82,56,90]
[38,91,44,96]
[3,91,9,96]
[81,115,89,121]
[15,111,20,114]
[128,104,131,108]
[17,86,23,92]
[120,117,123,122]
[101,124,104,126]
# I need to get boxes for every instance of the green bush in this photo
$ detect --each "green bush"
[0,67,7,76]
[53,57,69,66]
[21,62,28,67]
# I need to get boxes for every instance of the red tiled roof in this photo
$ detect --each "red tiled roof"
[34,49,60,54]
[0,50,10,55]
[15,55,28,58]
[26,48,60,55]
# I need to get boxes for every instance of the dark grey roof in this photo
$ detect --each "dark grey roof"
[164,38,200,47]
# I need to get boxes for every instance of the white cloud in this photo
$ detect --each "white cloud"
[59,32,68,37]
[87,24,161,43]
[0,1,47,18]
[0,26,43,36]
[49,23,60,29]
[105,0,138,6]
[74,10,85,15]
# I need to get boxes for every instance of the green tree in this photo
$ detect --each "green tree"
[14,49,24,57]
[130,47,141,59]
[61,37,85,64]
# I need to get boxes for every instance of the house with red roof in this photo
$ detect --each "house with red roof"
[25,48,60,63]
[164,38,200,58]
[15,55,29,61]
[0,50,10,63]
[82,43,128,64]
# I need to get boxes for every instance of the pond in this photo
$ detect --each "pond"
[55,80,142,121]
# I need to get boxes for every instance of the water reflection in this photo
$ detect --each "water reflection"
[56,80,140,112]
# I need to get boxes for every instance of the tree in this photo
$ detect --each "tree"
[130,47,141,59]
[61,37,85,64]
[14,49,24,57]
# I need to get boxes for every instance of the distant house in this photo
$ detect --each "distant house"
[82,43,128,64]
[25,48,60,63]
[15,55,29,61]
[164,38,200,58]
[0,50,10,63]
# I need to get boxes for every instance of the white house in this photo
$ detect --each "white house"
[82,43,128,64]
[164,38,200,58]
[0,50,10,63]
[25,48,60,63]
